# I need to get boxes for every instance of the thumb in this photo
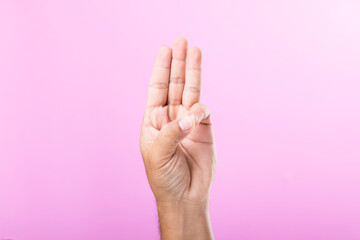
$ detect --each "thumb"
[153,116,195,157]
[150,103,211,163]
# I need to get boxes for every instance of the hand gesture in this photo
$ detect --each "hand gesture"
[140,37,217,206]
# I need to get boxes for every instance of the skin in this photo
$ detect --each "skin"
[140,37,217,240]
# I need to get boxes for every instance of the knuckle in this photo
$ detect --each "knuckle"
[184,86,201,94]
[169,76,185,84]
[149,82,168,89]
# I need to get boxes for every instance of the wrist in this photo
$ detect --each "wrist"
[156,200,213,240]
[157,200,209,219]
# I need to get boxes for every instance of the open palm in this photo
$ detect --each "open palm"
[140,37,216,205]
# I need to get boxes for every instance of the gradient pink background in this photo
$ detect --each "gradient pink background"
[1,0,360,239]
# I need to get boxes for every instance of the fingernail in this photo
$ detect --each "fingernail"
[179,116,195,131]
[196,113,204,125]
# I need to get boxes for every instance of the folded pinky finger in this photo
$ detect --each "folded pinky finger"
[187,103,211,125]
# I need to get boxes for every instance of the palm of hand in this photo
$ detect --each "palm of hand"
[140,37,216,204]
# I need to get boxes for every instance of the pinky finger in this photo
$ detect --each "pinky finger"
[187,103,211,126]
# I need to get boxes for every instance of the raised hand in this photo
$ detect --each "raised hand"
[140,37,216,240]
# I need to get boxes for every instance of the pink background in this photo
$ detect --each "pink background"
[1,0,360,239]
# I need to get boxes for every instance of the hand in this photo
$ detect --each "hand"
[140,37,216,240]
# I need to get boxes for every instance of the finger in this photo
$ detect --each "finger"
[146,46,172,108]
[182,47,202,108]
[168,37,187,108]
[184,103,214,146]
[187,103,211,125]
[152,115,195,157]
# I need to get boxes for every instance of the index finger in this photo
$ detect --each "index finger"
[146,46,172,108]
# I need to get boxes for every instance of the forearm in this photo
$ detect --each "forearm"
[157,201,214,240]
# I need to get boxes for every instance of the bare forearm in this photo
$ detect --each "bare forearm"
[157,201,214,240]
